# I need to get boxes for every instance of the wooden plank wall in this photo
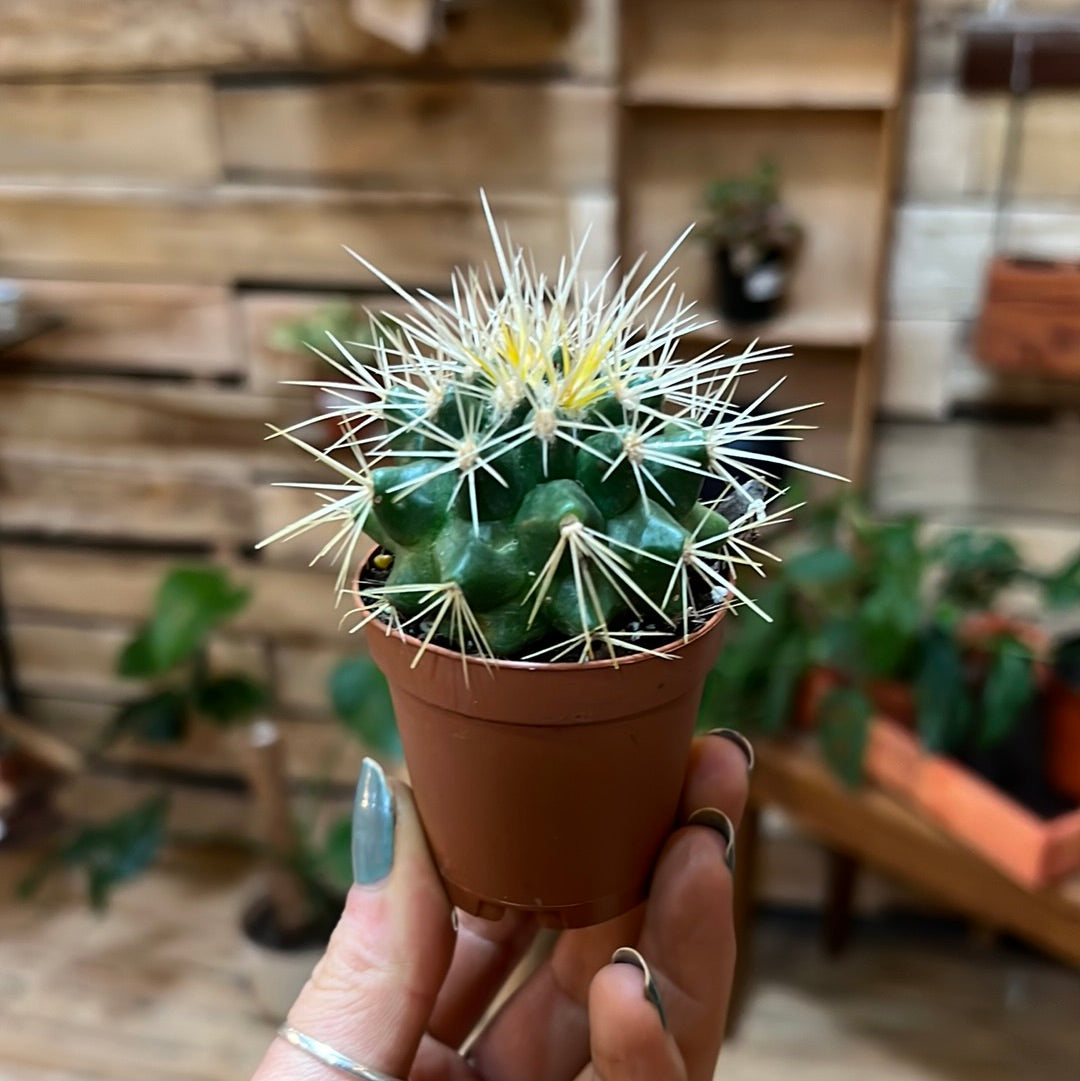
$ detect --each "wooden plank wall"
[874,0,1080,561]
[0,0,617,787]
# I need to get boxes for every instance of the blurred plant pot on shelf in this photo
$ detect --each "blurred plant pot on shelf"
[0,749,60,847]
[700,159,801,327]
[713,243,792,324]
[974,257,1080,380]
[793,666,916,733]
[241,895,335,1022]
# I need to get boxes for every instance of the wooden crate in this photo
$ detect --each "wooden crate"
[0,80,220,182]
[623,108,884,349]
[218,80,614,194]
[0,187,612,288]
[0,0,614,78]
[4,281,240,376]
[623,0,901,109]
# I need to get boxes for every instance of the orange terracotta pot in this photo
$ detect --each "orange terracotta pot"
[791,666,841,731]
[1047,677,1080,801]
[361,586,726,929]
[863,717,924,801]
[794,669,916,731]
[912,756,1080,890]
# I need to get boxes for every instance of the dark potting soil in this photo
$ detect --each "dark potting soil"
[360,547,726,663]
[242,894,342,952]
[953,691,1076,821]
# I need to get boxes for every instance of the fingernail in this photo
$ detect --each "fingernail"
[352,757,395,886]
[687,807,737,873]
[611,947,667,1031]
[707,728,755,771]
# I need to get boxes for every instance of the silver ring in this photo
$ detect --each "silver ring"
[277,1024,403,1081]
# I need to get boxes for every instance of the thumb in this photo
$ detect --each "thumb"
[252,758,455,1080]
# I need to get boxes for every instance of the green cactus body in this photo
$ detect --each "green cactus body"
[608,501,688,600]
[434,518,527,611]
[371,461,455,547]
[261,196,818,662]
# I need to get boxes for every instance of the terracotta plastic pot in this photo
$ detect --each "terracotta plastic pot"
[362,589,726,929]
[1047,677,1080,801]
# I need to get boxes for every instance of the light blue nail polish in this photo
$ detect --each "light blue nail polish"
[352,757,395,885]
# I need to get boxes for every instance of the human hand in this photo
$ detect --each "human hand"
[251,728,752,1081]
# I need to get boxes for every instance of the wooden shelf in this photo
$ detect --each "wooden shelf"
[623,0,901,115]
[624,109,882,356]
[624,76,896,112]
[684,306,873,349]
[750,742,1080,969]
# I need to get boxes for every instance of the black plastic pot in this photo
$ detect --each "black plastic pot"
[713,244,790,324]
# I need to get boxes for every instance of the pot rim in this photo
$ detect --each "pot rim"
[353,546,728,674]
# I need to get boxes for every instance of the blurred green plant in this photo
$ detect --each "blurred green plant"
[268,300,386,359]
[698,494,1080,786]
[19,566,399,917]
[698,159,803,261]
[107,566,267,745]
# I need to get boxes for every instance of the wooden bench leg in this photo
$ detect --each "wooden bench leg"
[726,802,761,1038]
[823,848,860,956]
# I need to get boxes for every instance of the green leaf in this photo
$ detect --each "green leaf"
[817,688,871,788]
[758,633,809,734]
[110,690,189,744]
[119,567,250,677]
[935,531,1022,611]
[193,674,268,726]
[696,580,796,733]
[329,656,400,757]
[979,637,1036,748]
[914,628,972,754]
[115,630,158,678]
[1042,550,1080,609]
[20,793,170,912]
[784,546,857,588]
[855,582,922,678]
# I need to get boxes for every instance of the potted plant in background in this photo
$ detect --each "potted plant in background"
[17,565,400,1019]
[700,494,1080,887]
[1048,633,1080,801]
[699,159,803,325]
[261,195,829,927]
[269,300,392,448]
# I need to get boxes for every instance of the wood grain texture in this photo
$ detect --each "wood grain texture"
[0,378,310,458]
[752,741,1080,968]
[254,483,366,568]
[730,348,858,488]
[0,0,614,77]
[238,290,411,391]
[219,80,614,193]
[0,186,611,288]
[624,109,882,347]
[0,448,254,545]
[1,544,348,643]
[623,0,899,107]
[3,281,238,374]
[0,80,219,182]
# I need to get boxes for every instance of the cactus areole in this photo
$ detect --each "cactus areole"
[260,195,828,927]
